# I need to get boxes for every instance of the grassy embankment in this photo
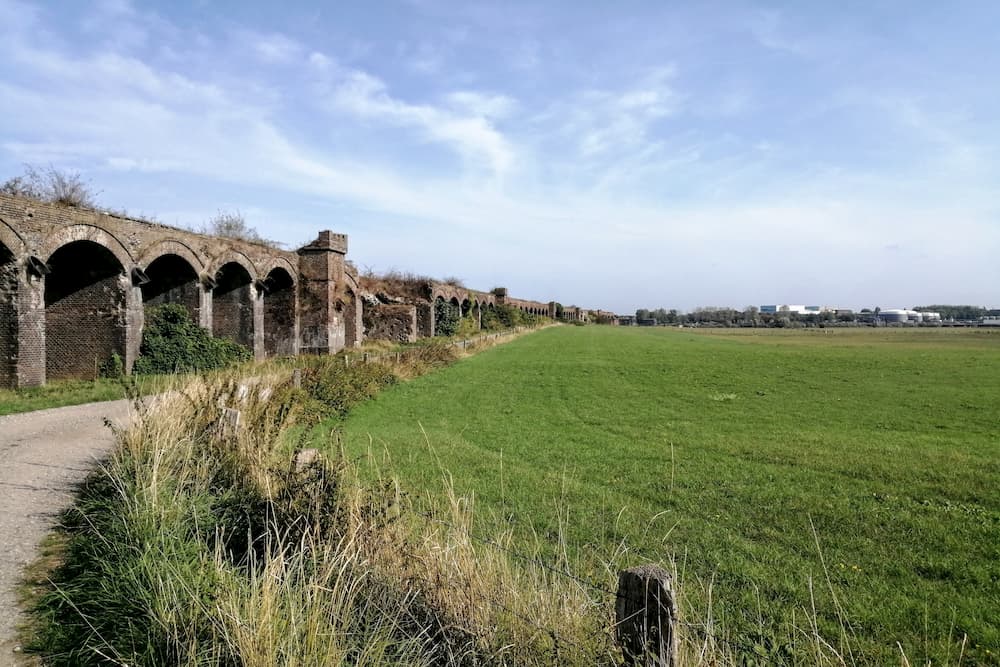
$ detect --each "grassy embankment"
[26,327,636,666]
[337,326,1000,665]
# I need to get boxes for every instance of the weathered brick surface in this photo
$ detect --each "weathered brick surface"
[0,246,16,386]
[142,253,202,322]
[416,302,435,338]
[297,232,347,355]
[263,268,297,357]
[0,192,613,388]
[364,303,417,343]
[213,263,255,349]
[44,240,130,380]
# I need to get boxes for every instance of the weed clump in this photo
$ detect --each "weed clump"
[134,304,251,375]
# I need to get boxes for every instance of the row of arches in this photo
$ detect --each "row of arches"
[0,229,300,385]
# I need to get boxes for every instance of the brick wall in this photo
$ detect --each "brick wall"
[213,283,254,349]
[343,291,362,348]
[0,246,16,387]
[363,303,417,343]
[141,254,201,322]
[416,302,435,338]
[263,274,296,357]
[44,241,128,380]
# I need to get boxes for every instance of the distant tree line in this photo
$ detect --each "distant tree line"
[633,304,999,328]
[914,305,999,320]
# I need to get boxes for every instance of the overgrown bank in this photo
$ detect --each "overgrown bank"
[24,327,623,666]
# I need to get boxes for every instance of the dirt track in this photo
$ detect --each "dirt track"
[0,400,130,664]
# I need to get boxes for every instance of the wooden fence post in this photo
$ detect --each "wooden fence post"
[616,565,678,667]
[292,368,302,389]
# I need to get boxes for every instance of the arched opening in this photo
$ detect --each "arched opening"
[142,254,200,321]
[342,287,361,348]
[213,262,254,349]
[461,298,472,318]
[45,240,127,380]
[263,267,295,357]
[0,242,17,387]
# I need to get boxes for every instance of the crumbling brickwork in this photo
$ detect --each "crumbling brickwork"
[0,246,17,386]
[364,303,417,343]
[142,253,202,322]
[0,192,614,389]
[44,240,129,380]
[263,270,296,357]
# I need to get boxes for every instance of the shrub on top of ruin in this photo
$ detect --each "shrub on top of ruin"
[134,304,251,375]
[1,164,98,208]
[200,210,282,248]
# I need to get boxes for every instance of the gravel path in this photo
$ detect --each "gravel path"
[0,400,130,665]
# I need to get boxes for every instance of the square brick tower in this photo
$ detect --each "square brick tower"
[297,231,348,354]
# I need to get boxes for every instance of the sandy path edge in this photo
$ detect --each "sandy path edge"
[0,399,131,665]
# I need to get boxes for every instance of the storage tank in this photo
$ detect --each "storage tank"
[881,309,909,323]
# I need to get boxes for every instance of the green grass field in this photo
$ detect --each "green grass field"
[340,326,1000,664]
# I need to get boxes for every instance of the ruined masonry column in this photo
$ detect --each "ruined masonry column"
[297,231,348,354]
[252,283,265,360]
[15,269,45,387]
[124,278,143,374]
[199,282,213,332]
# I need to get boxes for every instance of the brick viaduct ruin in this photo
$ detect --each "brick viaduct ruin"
[0,193,608,389]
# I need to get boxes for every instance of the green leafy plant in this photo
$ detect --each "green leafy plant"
[134,304,251,375]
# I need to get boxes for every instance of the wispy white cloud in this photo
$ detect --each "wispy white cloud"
[327,70,516,174]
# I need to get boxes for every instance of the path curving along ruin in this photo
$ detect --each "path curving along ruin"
[0,400,131,664]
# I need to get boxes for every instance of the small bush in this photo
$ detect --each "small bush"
[134,304,251,375]
[98,353,125,379]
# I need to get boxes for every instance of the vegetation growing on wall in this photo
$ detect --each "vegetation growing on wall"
[1,164,97,208]
[433,299,461,336]
[481,303,540,330]
[134,304,251,375]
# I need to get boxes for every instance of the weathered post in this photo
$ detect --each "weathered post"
[616,565,678,667]
[292,368,302,389]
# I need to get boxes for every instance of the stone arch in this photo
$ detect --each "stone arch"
[141,252,202,322]
[138,239,205,275]
[213,261,255,349]
[258,256,297,284]
[44,239,128,380]
[208,251,258,283]
[262,266,296,357]
[41,224,134,274]
[0,219,26,258]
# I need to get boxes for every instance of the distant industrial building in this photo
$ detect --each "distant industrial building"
[881,309,941,324]
[760,305,836,315]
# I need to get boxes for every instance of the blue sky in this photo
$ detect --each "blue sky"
[1,0,997,312]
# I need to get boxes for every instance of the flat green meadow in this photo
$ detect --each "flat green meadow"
[340,326,1000,664]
